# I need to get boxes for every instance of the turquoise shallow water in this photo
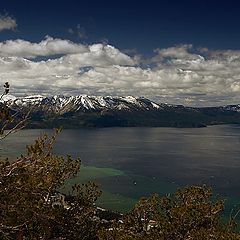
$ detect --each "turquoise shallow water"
[1,125,240,214]
[63,166,178,212]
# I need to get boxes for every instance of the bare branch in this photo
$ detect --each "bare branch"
[0,109,31,140]
[0,82,34,140]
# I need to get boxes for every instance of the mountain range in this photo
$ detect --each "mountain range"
[1,94,240,128]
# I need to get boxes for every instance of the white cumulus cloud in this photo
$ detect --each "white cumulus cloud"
[0,39,239,106]
[0,37,88,58]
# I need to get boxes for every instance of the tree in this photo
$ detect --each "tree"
[98,186,240,240]
[0,129,102,239]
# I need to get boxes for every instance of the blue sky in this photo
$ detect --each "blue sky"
[1,0,240,52]
[0,0,240,106]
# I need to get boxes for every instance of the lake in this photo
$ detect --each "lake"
[1,125,240,213]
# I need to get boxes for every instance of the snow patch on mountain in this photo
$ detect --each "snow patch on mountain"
[151,102,160,109]
[223,104,240,112]
[0,94,17,102]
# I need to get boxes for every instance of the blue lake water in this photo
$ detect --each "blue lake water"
[1,125,240,212]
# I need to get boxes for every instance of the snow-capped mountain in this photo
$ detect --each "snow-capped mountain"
[1,94,167,114]
[222,104,240,112]
[1,94,240,128]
